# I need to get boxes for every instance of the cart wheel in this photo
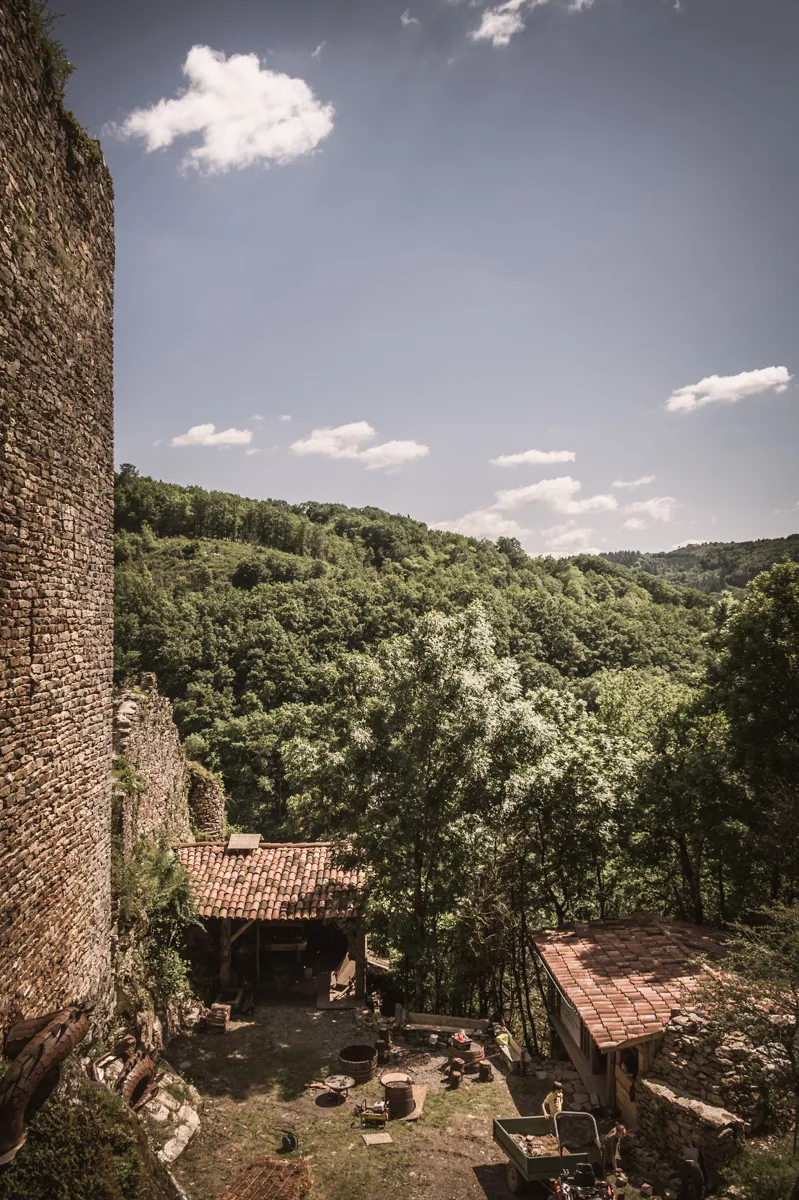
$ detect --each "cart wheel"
[506,1162,528,1195]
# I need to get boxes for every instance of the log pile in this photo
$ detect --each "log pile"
[205,1003,231,1033]
[510,1132,561,1157]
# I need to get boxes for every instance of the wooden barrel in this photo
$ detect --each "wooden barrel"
[448,1042,485,1069]
[339,1044,378,1083]
[380,1071,415,1118]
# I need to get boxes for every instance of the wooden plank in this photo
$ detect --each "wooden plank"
[231,919,255,944]
[363,1132,393,1146]
[220,918,232,988]
[227,833,262,851]
[407,1012,489,1031]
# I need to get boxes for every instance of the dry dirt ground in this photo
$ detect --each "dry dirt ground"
[169,1004,553,1200]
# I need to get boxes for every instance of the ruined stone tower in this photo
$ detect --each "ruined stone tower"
[0,0,115,1025]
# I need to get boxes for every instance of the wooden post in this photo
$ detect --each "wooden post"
[220,918,232,988]
[256,921,260,990]
[354,926,367,999]
[606,1049,616,1108]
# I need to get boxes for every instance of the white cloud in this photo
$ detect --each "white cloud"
[470,0,596,47]
[666,366,792,413]
[432,509,530,540]
[626,496,677,523]
[494,476,617,515]
[311,42,326,60]
[542,519,598,555]
[245,448,262,456]
[470,0,528,46]
[612,474,656,490]
[290,421,428,472]
[290,421,373,460]
[117,45,335,173]
[278,414,292,423]
[622,517,646,531]
[359,441,430,471]
[171,423,253,447]
[401,8,420,25]
[435,476,615,547]
[490,448,576,467]
[251,413,264,422]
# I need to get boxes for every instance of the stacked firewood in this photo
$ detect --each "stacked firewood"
[205,1003,231,1033]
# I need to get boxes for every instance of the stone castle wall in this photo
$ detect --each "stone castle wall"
[0,0,115,1027]
[113,675,226,851]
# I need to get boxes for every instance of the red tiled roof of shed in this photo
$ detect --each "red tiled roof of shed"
[176,841,365,922]
[531,914,726,1050]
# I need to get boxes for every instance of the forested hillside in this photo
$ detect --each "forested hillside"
[115,467,799,1016]
[604,533,799,592]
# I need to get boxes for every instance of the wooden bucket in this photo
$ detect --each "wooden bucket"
[380,1070,415,1118]
[339,1044,378,1083]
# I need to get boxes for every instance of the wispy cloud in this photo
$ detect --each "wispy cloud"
[470,0,528,46]
[434,476,615,545]
[490,448,576,467]
[115,45,334,173]
[245,448,262,456]
[666,366,792,413]
[626,496,677,523]
[311,42,326,60]
[401,8,421,26]
[432,510,530,540]
[542,519,599,556]
[622,517,646,531]
[251,414,264,422]
[290,421,429,472]
[495,476,617,515]
[470,0,596,47]
[612,474,655,490]
[171,423,252,447]
[278,414,292,423]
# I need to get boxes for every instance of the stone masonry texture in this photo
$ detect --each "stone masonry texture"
[113,676,193,854]
[113,673,226,851]
[0,0,115,1029]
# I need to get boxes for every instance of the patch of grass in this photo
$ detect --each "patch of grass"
[23,3,105,165]
[421,1079,509,1130]
[25,1,74,97]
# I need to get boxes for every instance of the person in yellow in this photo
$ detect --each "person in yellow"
[542,1080,564,1121]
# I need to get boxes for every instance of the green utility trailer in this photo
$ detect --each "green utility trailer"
[493,1112,604,1196]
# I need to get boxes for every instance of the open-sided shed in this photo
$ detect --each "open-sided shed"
[177,837,368,1001]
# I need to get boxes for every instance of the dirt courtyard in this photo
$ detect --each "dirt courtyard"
[168,1004,553,1200]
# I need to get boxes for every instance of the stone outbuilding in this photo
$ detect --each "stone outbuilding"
[177,837,368,1003]
[530,915,727,1124]
[531,916,752,1184]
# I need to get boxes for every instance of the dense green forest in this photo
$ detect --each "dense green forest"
[603,534,799,592]
[115,466,799,1021]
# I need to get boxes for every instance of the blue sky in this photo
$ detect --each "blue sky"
[61,0,798,555]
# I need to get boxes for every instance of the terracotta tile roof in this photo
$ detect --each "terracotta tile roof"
[176,841,365,922]
[531,914,727,1051]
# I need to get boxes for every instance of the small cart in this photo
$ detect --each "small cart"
[493,1112,604,1196]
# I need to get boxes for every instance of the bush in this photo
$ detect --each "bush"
[721,1141,799,1200]
[0,1068,158,1200]
[112,836,197,1009]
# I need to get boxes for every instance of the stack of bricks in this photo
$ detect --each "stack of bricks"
[0,0,115,1030]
